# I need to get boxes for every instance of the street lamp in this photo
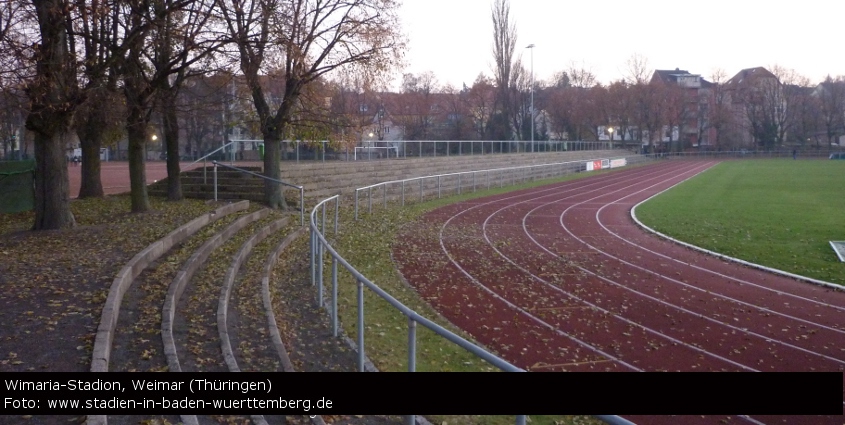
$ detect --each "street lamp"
[608,127,614,146]
[526,44,535,152]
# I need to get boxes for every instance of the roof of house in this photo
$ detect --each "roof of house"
[726,67,778,87]
[651,68,712,88]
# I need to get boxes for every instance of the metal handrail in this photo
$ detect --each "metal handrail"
[189,140,239,184]
[353,156,649,220]
[212,161,304,226]
[309,195,526,425]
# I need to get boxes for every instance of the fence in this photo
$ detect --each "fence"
[354,155,653,220]
[0,159,35,213]
[310,154,645,425]
[643,148,845,160]
[220,139,619,163]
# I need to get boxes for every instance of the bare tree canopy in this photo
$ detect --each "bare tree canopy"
[490,0,516,140]
[217,0,405,208]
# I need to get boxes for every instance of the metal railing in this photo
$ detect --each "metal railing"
[384,140,616,159]
[191,140,239,183]
[309,195,526,425]
[642,148,845,160]
[217,139,620,163]
[310,155,646,425]
[353,155,653,220]
[212,161,304,226]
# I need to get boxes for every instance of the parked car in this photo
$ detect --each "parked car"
[829,152,845,160]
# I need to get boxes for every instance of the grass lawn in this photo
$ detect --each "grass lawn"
[635,159,845,285]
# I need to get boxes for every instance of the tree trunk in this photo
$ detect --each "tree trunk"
[127,103,151,212]
[27,0,79,230]
[32,131,75,229]
[77,100,105,198]
[262,136,285,209]
[163,94,183,201]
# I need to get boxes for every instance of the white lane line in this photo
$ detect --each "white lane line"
[476,162,758,371]
[547,165,845,368]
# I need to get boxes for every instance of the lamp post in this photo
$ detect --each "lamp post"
[526,44,535,152]
[608,127,614,148]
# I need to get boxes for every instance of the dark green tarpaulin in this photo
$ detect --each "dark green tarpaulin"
[0,160,35,213]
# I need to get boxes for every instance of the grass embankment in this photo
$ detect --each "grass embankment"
[326,169,631,425]
[635,159,845,285]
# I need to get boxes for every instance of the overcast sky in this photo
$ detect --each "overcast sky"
[395,0,844,89]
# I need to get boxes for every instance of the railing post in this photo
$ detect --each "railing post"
[419,179,423,202]
[368,187,372,214]
[408,317,417,372]
[334,196,339,234]
[322,202,327,240]
[437,175,441,198]
[401,181,405,207]
[383,184,387,209]
[332,256,338,337]
[357,279,365,372]
[213,163,218,201]
[458,174,461,195]
[355,189,359,221]
[317,217,324,308]
[300,188,305,227]
[310,230,315,286]
[516,415,526,425]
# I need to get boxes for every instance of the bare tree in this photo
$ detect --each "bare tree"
[491,0,515,140]
[217,0,404,209]
[466,73,496,140]
[606,80,634,146]
[661,82,693,151]
[115,0,219,212]
[395,72,438,141]
[71,0,124,199]
[566,61,597,89]
[441,84,470,141]
[151,0,221,201]
[623,53,651,85]
[818,75,845,147]
[706,68,733,150]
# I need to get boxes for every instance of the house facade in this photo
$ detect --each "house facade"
[650,68,716,150]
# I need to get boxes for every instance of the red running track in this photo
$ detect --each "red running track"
[67,161,181,198]
[392,160,845,425]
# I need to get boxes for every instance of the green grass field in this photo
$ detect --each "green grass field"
[635,159,845,285]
